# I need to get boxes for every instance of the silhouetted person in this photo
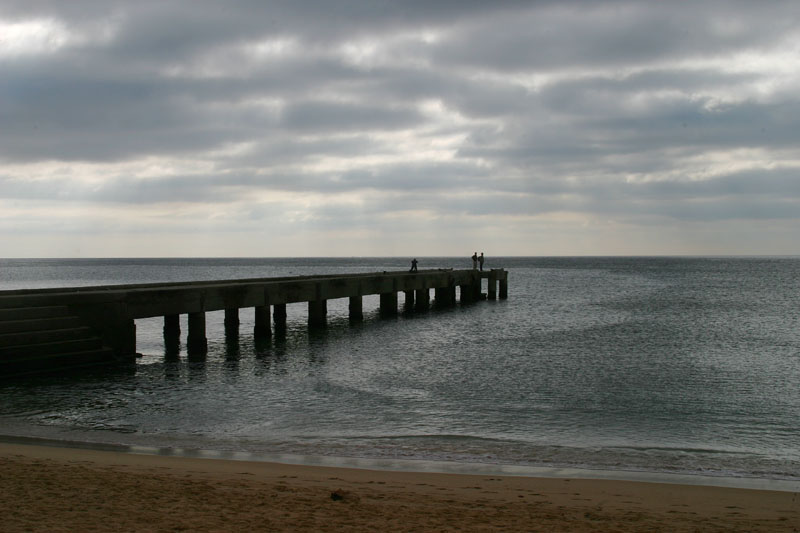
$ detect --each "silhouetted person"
[410,258,418,272]
[479,252,485,271]
[471,252,478,270]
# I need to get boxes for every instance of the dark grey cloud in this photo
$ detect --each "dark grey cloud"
[1,0,799,255]
[0,159,489,205]
[457,78,800,180]
[432,1,800,72]
[10,163,798,226]
[280,101,423,132]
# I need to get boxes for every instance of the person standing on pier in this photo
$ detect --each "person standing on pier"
[410,258,418,272]
[479,252,485,271]
[472,252,478,270]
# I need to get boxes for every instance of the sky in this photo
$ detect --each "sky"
[1,1,799,257]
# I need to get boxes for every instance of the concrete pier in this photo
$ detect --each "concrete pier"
[0,268,507,376]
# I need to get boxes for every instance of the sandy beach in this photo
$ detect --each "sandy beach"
[1,442,798,532]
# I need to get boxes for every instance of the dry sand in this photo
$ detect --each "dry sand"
[1,442,798,532]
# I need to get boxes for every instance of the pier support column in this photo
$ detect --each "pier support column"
[404,290,415,311]
[254,305,271,338]
[224,308,239,331]
[380,292,398,316]
[499,275,508,299]
[163,314,180,337]
[187,312,207,355]
[435,287,453,308]
[459,284,473,304]
[163,314,180,356]
[308,299,327,328]
[91,303,137,360]
[415,288,429,311]
[109,318,136,358]
[273,304,287,333]
[434,287,445,307]
[488,271,497,300]
[349,296,363,321]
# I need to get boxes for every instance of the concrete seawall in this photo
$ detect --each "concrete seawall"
[0,268,507,377]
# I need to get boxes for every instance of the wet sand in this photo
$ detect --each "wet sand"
[1,442,798,532]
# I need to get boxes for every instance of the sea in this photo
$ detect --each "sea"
[1,257,799,489]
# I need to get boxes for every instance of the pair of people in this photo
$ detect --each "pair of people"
[471,252,485,271]
[411,254,485,272]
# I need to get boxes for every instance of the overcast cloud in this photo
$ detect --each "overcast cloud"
[1,0,799,257]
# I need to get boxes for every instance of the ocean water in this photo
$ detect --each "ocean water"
[1,257,799,484]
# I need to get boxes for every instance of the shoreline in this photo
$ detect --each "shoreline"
[2,441,798,532]
[3,433,800,493]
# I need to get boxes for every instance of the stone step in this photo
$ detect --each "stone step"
[0,326,97,347]
[0,305,72,322]
[0,348,116,377]
[0,337,103,359]
[0,316,83,335]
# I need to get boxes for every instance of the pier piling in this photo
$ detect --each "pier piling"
[488,270,497,300]
[348,296,363,321]
[273,304,287,332]
[253,305,271,338]
[164,314,180,337]
[187,312,207,355]
[459,284,473,304]
[308,299,327,328]
[380,292,398,316]
[224,308,240,330]
[415,288,430,311]
[404,290,415,310]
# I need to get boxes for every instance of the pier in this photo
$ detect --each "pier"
[0,269,507,376]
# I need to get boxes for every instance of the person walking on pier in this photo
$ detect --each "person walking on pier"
[410,258,418,272]
[479,252,485,271]
[472,252,478,270]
